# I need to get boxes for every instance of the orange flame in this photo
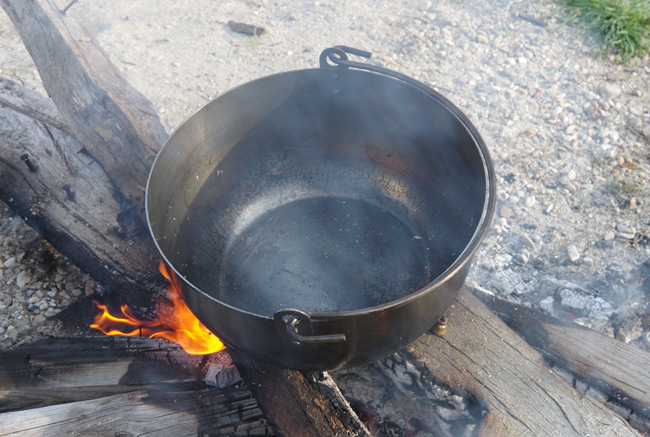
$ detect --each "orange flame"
[91,261,225,355]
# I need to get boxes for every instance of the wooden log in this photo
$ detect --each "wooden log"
[0,337,272,436]
[1,0,166,219]
[475,289,650,431]
[403,287,641,436]
[231,350,369,437]
[0,77,161,293]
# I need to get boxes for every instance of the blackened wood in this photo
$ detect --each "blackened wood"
[0,337,272,435]
[1,0,167,221]
[0,389,272,437]
[475,289,650,426]
[0,78,161,293]
[231,350,369,437]
[404,287,640,436]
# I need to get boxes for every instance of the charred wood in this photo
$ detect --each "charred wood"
[475,288,650,433]
[0,337,272,436]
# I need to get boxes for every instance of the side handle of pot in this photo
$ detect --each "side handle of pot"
[274,309,346,344]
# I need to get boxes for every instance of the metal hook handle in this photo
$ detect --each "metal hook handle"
[319,45,372,68]
[274,309,346,344]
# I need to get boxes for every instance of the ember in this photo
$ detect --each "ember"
[91,261,225,355]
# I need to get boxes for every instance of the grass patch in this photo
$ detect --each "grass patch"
[561,0,650,61]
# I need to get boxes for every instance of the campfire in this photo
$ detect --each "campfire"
[90,261,224,355]
[1,1,649,436]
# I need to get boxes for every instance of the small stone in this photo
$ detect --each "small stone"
[616,223,634,234]
[6,325,16,333]
[38,302,49,311]
[499,205,514,218]
[567,244,580,262]
[71,288,83,297]
[516,253,529,265]
[629,198,638,210]
[496,217,508,227]
[477,34,489,44]
[33,314,45,323]
[46,289,58,298]
[36,263,50,273]
[603,231,615,240]
[16,271,32,289]
[519,234,536,250]
[56,264,71,275]
[599,83,622,99]
[85,284,95,296]
[618,232,636,240]
[567,169,577,181]
[545,203,554,214]
[3,256,16,268]
[525,196,536,208]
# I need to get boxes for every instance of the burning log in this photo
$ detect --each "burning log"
[0,337,272,435]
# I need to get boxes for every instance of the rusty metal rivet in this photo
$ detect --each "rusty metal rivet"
[433,316,448,336]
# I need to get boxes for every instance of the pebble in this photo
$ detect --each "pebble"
[56,264,71,275]
[603,231,615,241]
[567,245,580,262]
[85,283,95,296]
[599,83,622,99]
[525,196,536,208]
[16,271,32,289]
[71,288,83,297]
[499,205,514,218]
[3,257,16,268]
[36,263,50,273]
[477,35,489,44]
[567,169,577,181]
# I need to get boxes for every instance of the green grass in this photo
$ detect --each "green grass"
[561,0,650,61]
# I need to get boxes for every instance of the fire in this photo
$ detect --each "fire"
[91,261,225,355]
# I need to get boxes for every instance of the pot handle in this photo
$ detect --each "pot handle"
[319,46,440,98]
[274,309,346,344]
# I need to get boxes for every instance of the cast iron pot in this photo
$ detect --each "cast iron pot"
[146,47,496,370]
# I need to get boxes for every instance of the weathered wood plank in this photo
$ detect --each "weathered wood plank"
[0,337,235,412]
[0,337,272,436]
[1,0,167,219]
[231,350,369,437]
[0,78,161,293]
[405,287,641,436]
[475,288,650,429]
[0,388,271,437]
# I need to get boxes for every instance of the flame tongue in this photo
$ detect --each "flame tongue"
[91,261,225,355]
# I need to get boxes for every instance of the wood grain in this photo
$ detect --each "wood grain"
[405,287,641,437]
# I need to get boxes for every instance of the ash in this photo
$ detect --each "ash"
[1,0,649,357]
[332,353,483,436]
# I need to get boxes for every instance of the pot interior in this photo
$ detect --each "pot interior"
[148,69,488,317]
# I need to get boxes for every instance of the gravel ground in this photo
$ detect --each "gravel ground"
[1,0,649,352]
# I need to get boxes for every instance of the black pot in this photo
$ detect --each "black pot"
[146,47,496,370]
